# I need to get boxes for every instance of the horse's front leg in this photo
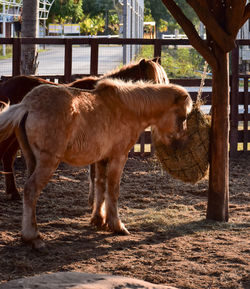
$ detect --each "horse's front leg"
[105,155,129,235]
[88,163,96,207]
[90,159,107,228]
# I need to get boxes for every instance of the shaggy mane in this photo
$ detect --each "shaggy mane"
[101,58,169,85]
[94,78,189,116]
[102,60,142,78]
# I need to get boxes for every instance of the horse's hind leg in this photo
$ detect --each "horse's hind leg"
[15,117,59,249]
[21,154,59,250]
[90,160,107,228]
[88,163,96,207]
[105,155,129,235]
[2,138,21,200]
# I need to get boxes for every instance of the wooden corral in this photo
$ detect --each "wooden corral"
[0,37,249,157]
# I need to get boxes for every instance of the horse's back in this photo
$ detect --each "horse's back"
[0,76,57,105]
[69,76,98,89]
[22,84,76,113]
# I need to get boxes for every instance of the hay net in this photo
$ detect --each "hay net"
[152,62,211,184]
[152,105,211,184]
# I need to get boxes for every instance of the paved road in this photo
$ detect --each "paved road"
[0,44,123,77]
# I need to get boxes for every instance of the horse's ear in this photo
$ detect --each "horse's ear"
[139,58,147,69]
[152,57,160,63]
[139,58,146,65]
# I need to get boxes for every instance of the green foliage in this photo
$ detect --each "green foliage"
[162,47,205,78]
[158,19,168,33]
[49,0,83,23]
[0,45,12,59]
[145,0,199,34]
[79,12,118,35]
[144,0,168,25]
[82,0,114,17]
[81,0,117,35]
[144,13,154,22]
[136,45,206,78]
[48,0,118,35]
[80,14,105,35]
[136,45,155,60]
[108,13,119,35]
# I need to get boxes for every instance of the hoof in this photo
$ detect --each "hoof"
[106,219,130,235]
[22,235,46,252]
[7,189,21,201]
[10,192,21,201]
[90,215,105,228]
[32,238,46,251]
[114,225,130,236]
[88,195,94,208]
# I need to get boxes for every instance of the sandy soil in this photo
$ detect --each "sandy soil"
[0,154,249,289]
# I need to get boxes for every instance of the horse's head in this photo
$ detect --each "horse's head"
[152,85,193,147]
[139,58,169,84]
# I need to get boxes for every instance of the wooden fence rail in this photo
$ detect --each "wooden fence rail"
[0,37,249,156]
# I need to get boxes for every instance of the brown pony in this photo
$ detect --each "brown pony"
[0,79,192,249]
[0,58,169,201]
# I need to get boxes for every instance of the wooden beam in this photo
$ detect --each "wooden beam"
[154,41,162,62]
[12,38,21,76]
[186,0,236,52]
[161,0,218,69]
[230,46,239,157]
[241,3,250,27]
[226,0,247,38]
[64,39,72,83]
[90,39,99,76]
[207,50,230,222]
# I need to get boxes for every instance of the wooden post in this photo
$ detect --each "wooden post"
[243,77,249,151]
[140,132,145,154]
[12,38,21,76]
[90,39,99,76]
[64,39,72,83]
[207,51,229,222]
[154,40,162,62]
[230,46,239,157]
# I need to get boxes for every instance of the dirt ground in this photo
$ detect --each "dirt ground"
[0,154,249,289]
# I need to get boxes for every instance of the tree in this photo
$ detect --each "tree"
[21,0,39,74]
[82,0,114,34]
[80,14,105,35]
[145,0,199,34]
[161,0,250,221]
[49,0,83,23]
[82,0,114,17]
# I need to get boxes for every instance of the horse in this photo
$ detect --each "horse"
[0,78,192,249]
[0,58,169,201]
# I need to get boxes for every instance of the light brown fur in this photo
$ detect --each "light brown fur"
[0,58,168,201]
[0,79,192,249]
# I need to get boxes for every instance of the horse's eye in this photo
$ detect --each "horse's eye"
[179,116,186,123]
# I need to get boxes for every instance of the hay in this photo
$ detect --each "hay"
[152,105,211,184]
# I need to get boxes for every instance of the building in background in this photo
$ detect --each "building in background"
[0,0,55,38]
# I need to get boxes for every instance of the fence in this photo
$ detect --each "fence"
[0,37,249,156]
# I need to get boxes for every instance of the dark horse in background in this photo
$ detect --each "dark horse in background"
[0,58,169,201]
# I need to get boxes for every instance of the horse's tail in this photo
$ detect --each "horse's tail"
[0,102,28,143]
